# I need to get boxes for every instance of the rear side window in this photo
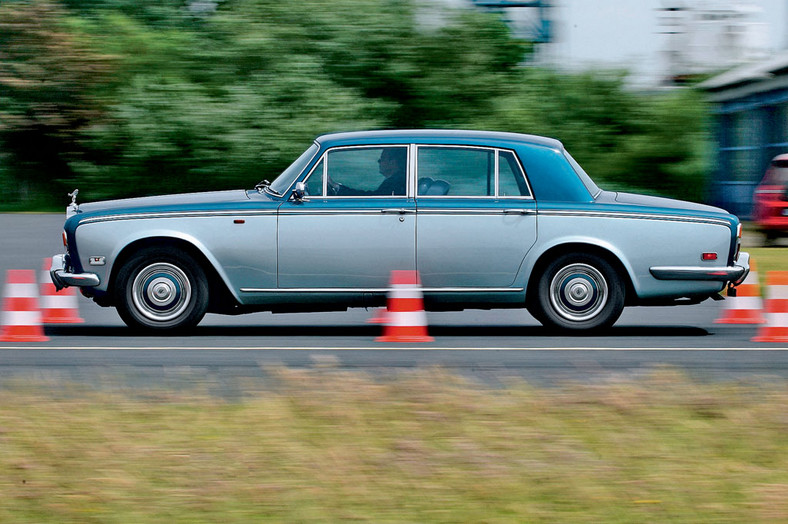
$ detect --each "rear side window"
[418,147,491,196]
[416,146,530,197]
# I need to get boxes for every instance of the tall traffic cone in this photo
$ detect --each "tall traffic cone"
[40,259,84,324]
[0,270,49,342]
[715,259,765,324]
[752,272,788,343]
[375,270,434,343]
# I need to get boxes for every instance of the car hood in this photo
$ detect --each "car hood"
[77,190,253,214]
[597,191,728,214]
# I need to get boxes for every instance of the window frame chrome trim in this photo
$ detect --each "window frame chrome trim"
[414,144,534,199]
[299,143,414,200]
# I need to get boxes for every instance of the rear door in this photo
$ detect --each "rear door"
[415,146,537,289]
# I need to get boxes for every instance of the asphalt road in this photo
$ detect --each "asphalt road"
[0,213,785,389]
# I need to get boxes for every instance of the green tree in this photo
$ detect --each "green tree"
[473,68,710,202]
[0,0,115,206]
[0,0,711,208]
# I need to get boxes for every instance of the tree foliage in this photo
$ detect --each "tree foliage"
[0,0,710,209]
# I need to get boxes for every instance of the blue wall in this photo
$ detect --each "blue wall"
[711,86,788,217]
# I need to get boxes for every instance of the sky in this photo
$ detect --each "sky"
[546,0,787,85]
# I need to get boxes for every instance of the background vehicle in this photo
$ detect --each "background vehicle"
[51,130,749,333]
[753,154,788,245]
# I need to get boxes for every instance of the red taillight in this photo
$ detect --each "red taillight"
[62,231,68,248]
[702,252,718,261]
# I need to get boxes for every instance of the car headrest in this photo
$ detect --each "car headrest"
[425,179,450,195]
[418,177,434,194]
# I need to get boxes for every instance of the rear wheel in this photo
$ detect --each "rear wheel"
[534,252,625,332]
[114,247,208,332]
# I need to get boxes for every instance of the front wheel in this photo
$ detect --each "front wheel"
[534,253,625,332]
[114,247,209,332]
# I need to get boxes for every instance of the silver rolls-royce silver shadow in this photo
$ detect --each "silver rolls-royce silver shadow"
[50,130,750,332]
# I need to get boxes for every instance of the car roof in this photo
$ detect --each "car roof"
[315,129,564,150]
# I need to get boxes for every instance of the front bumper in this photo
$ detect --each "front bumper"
[649,251,750,286]
[50,254,100,291]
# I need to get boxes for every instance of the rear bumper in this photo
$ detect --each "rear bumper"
[50,254,100,291]
[649,251,750,286]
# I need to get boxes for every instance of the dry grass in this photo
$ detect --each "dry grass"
[0,369,785,522]
[747,247,788,280]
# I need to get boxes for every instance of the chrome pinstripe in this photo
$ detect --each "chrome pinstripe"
[240,287,524,293]
[79,209,277,224]
[538,209,731,227]
[77,208,730,225]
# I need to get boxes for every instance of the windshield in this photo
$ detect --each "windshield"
[564,151,602,198]
[268,143,320,195]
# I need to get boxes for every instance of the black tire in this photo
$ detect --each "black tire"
[534,252,625,332]
[114,247,209,332]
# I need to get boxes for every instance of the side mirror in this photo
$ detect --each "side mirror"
[292,182,306,201]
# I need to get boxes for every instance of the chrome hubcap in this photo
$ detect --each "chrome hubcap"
[550,263,608,322]
[131,263,192,322]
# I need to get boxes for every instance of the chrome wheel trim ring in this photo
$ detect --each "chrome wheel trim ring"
[131,263,192,322]
[549,263,608,322]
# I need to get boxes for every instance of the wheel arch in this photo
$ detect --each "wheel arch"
[108,237,239,313]
[525,242,636,309]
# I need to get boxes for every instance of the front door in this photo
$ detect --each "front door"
[278,145,416,289]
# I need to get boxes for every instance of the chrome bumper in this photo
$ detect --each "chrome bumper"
[50,254,100,291]
[649,251,750,286]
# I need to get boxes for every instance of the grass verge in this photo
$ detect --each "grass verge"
[747,247,788,275]
[0,369,786,522]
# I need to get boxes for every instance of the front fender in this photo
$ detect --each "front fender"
[72,222,237,301]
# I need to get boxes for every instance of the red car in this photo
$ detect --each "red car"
[754,154,788,245]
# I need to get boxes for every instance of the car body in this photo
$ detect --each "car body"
[753,154,788,245]
[51,129,750,332]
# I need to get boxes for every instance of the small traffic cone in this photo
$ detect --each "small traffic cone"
[752,272,788,343]
[40,259,84,324]
[376,270,433,343]
[0,269,49,342]
[715,259,765,324]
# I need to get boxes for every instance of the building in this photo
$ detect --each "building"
[700,50,788,217]
[658,0,768,85]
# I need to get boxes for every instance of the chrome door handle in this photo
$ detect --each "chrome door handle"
[503,209,536,215]
[381,208,411,214]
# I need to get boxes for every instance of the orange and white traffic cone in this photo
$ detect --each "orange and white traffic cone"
[40,259,84,324]
[0,269,49,342]
[752,272,788,343]
[375,270,434,343]
[715,259,765,324]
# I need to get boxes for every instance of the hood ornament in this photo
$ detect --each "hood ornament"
[67,189,80,218]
